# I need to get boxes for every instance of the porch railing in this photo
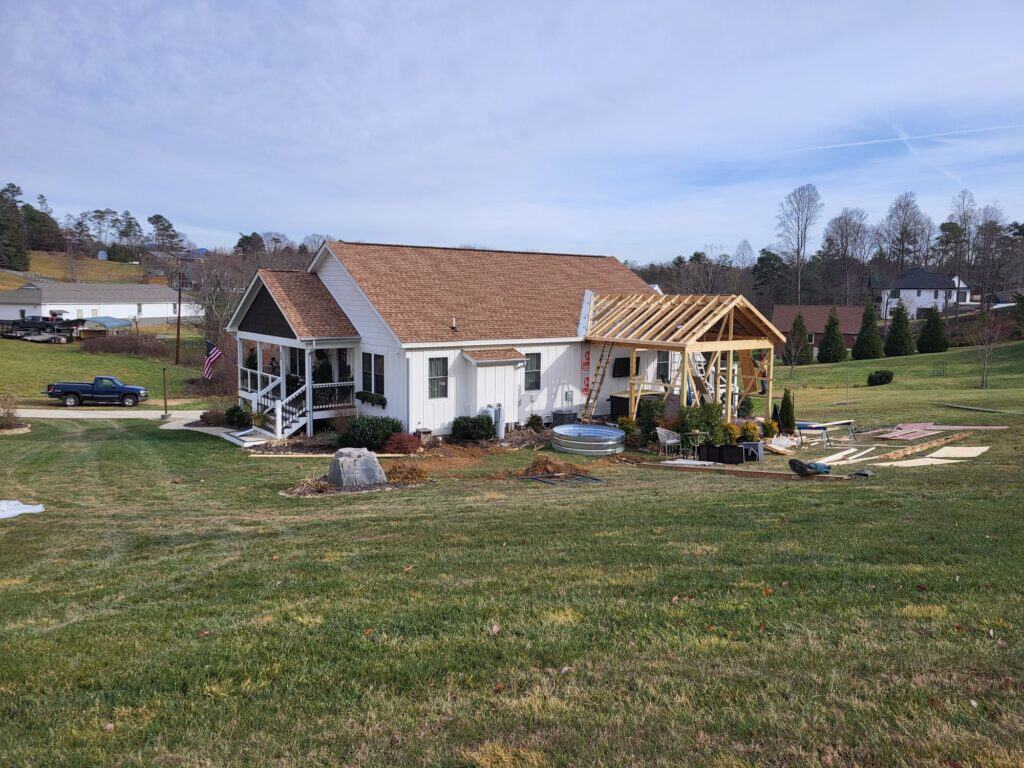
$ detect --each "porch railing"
[239,367,278,394]
[311,381,355,409]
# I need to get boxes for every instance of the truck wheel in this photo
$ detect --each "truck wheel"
[44,325,55,333]
[63,394,80,407]
[121,395,137,407]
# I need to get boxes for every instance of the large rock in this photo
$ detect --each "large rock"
[327,447,387,488]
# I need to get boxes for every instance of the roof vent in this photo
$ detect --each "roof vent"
[450,316,458,331]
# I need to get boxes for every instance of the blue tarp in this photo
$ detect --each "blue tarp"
[83,316,132,329]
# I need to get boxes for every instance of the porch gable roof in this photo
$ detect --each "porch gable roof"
[229,269,359,341]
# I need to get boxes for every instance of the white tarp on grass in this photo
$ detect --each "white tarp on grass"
[0,500,44,519]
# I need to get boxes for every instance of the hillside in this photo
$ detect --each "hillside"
[26,250,144,283]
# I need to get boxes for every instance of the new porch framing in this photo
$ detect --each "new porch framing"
[584,292,785,421]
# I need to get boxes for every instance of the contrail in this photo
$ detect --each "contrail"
[796,123,1024,152]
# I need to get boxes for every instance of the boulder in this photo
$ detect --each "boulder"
[327,447,387,488]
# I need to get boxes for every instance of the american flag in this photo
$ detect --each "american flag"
[202,339,223,380]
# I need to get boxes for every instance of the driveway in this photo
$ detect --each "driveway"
[16,407,198,420]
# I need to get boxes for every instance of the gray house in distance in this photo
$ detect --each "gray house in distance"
[0,282,199,323]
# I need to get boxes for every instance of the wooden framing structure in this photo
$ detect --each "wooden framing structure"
[583,292,786,421]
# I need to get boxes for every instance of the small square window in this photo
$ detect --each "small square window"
[428,357,448,399]
[524,353,541,391]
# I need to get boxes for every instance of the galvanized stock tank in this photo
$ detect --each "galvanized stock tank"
[551,423,625,456]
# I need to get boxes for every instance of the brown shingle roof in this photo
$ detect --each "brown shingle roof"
[323,241,653,343]
[258,269,358,339]
[463,347,526,362]
[771,304,863,336]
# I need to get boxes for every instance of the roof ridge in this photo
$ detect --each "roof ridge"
[326,239,614,260]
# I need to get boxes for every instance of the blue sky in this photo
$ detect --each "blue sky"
[2,1,1023,263]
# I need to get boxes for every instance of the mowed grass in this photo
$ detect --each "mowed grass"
[28,250,143,282]
[0,338,202,407]
[0,271,29,291]
[1,346,1023,766]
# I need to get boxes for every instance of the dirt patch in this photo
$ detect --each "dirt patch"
[501,427,552,449]
[0,425,31,436]
[520,455,589,477]
[397,442,490,475]
[280,474,394,497]
[248,436,338,455]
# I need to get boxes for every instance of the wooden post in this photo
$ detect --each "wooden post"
[766,347,775,421]
[725,310,735,422]
[305,347,314,437]
[681,348,689,406]
[628,347,638,420]
[174,277,182,365]
[162,367,168,416]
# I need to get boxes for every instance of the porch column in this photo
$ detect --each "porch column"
[235,337,243,392]
[279,344,286,399]
[256,343,263,387]
[305,347,314,437]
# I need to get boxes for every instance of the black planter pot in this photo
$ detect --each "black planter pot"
[697,443,720,462]
[718,444,746,465]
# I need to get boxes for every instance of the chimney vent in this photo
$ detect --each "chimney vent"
[450,316,458,331]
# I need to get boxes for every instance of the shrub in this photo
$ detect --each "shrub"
[199,409,226,427]
[224,404,251,429]
[884,302,915,357]
[382,432,422,454]
[0,393,22,430]
[723,422,742,444]
[635,398,664,446]
[761,419,779,438]
[778,388,796,433]
[673,402,725,446]
[737,395,753,418]
[451,415,496,442]
[385,462,428,485]
[81,333,169,360]
[916,307,949,353]
[817,307,848,363]
[852,300,885,359]
[339,415,405,451]
[739,421,761,443]
[867,369,894,387]
[524,414,545,431]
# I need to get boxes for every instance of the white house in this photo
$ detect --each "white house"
[879,267,973,319]
[0,281,198,323]
[226,242,784,440]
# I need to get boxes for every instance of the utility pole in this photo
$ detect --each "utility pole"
[174,262,182,365]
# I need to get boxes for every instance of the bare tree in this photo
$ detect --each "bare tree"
[880,192,930,274]
[970,311,1010,388]
[821,207,870,304]
[776,183,823,304]
[733,239,755,268]
[948,189,978,325]
[302,233,333,253]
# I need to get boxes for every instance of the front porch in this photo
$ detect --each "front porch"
[236,333,357,439]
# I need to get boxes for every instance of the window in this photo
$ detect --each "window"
[656,351,670,383]
[524,353,541,391]
[916,289,922,297]
[890,289,900,299]
[91,309,98,317]
[807,332,814,344]
[18,309,25,319]
[362,352,385,395]
[428,357,448,398]
[612,356,639,378]
[958,290,967,302]
[172,303,177,314]
[136,303,142,315]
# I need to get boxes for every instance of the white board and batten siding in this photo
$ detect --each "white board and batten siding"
[0,300,198,321]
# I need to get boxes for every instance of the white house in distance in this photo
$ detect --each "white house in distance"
[0,282,199,323]
[226,241,784,439]
[879,267,973,319]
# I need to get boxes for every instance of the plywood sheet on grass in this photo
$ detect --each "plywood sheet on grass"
[928,446,990,459]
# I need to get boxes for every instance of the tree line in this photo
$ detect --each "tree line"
[631,185,1024,315]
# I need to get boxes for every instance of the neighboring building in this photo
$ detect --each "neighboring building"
[879,268,973,319]
[0,282,199,323]
[226,241,784,439]
[770,305,863,356]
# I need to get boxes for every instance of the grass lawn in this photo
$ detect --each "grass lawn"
[0,271,29,291]
[1,344,1023,765]
[0,338,205,408]
[28,250,144,282]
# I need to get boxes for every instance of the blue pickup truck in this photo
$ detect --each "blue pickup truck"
[46,377,148,407]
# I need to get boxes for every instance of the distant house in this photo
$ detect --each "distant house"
[771,305,863,355]
[878,268,973,319]
[0,282,199,323]
[145,249,206,290]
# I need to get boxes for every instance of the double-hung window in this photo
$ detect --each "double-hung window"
[362,352,385,395]
[524,353,541,391]
[428,357,448,398]
[656,351,670,383]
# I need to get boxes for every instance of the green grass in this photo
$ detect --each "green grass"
[0,338,204,408]
[1,344,1023,765]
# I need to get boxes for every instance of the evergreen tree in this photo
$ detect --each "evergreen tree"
[884,302,915,357]
[817,307,848,363]
[0,187,28,270]
[147,214,185,254]
[782,312,813,367]
[852,300,885,359]
[20,203,63,251]
[234,232,266,256]
[778,388,796,433]
[916,307,949,353]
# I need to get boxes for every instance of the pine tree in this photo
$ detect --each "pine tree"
[852,300,885,359]
[778,388,796,433]
[20,203,63,251]
[817,307,848,363]
[782,312,813,367]
[0,193,28,270]
[916,307,949,353]
[884,302,915,357]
